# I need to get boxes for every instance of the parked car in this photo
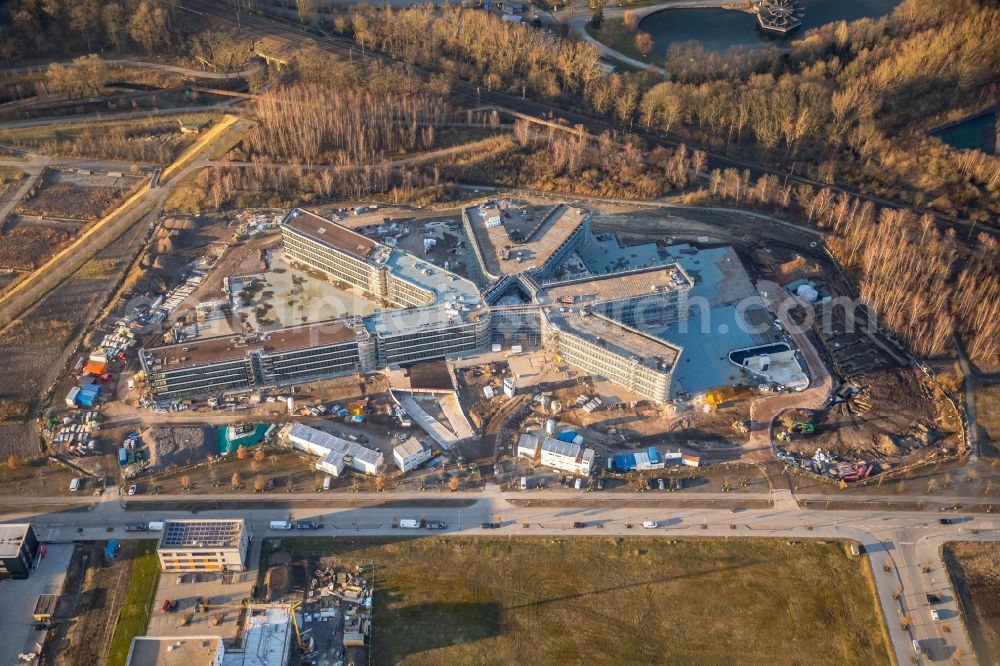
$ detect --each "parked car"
[424,520,447,529]
[657,478,666,490]
[926,593,940,604]
[939,518,953,525]
[69,478,81,492]
[128,484,137,495]
[295,520,320,530]
[481,522,500,529]
[572,522,586,528]
[642,521,658,529]
[930,609,940,621]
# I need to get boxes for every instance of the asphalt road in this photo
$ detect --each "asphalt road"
[2,487,994,665]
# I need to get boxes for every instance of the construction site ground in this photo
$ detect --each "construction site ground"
[776,368,962,462]
[41,540,143,666]
[0,212,150,458]
[15,169,144,221]
[148,561,257,641]
[258,540,369,666]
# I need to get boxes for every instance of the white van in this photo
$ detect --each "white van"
[642,521,658,529]
[574,478,583,490]
[323,476,332,491]
[520,477,528,490]
[69,478,81,492]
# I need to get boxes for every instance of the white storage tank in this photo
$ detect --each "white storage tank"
[286,396,295,413]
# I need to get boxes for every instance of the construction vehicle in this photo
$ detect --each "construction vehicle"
[289,600,316,653]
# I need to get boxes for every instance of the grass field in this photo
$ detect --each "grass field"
[263,536,890,666]
[106,540,161,666]
[586,20,665,67]
[944,541,1000,664]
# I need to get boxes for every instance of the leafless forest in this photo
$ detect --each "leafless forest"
[244,85,453,165]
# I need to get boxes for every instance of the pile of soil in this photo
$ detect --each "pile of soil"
[146,426,211,470]
[772,255,824,284]
[264,551,292,601]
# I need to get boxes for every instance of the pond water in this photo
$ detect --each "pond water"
[932,113,998,155]
[639,0,901,54]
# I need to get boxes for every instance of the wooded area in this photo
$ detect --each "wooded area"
[693,167,1000,367]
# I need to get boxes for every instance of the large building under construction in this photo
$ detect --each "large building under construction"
[140,203,769,404]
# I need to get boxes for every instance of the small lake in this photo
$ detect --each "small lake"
[639,0,901,54]
[932,113,998,155]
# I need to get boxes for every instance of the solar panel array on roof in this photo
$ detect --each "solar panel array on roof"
[160,520,243,549]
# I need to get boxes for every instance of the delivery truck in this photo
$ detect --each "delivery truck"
[269,521,293,530]
[398,519,421,529]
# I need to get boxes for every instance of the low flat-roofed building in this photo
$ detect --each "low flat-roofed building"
[539,437,594,476]
[516,433,539,460]
[393,437,431,472]
[285,423,383,476]
[0,522,39,580]
[157,519,249,573]
[126,636,224,666]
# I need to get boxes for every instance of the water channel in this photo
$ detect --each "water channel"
[638,0,901,54]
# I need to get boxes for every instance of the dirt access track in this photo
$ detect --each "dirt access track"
[0,114,243,331]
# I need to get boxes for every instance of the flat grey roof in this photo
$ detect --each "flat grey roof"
[541,437,580,458]
[545,310,681,371]
[537,264,692,306]
[384,249,481,306]
[394,436,425,458]
[144,320,366,372]
[126,636,222,666]
[281,208,380,261]
[159,519,244,550]
[467,203,589,275]
[0,523,32,558]
[287,423,382,467]
[517,433,538,451]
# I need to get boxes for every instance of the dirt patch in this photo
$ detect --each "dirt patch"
[944,542,1000,664]
[0,223,71,271]
[15,170,142,221]
[145,426,212,470]
[42,541,136,665]
[779,369,956,461]
[263,552,292,601]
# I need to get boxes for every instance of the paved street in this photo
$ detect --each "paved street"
[2,487,995,664]
[0,543,73,666]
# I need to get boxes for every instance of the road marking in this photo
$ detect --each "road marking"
[899,541,914,545]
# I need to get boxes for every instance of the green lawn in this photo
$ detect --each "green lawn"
[262,536,891,666]
[107,540,161,666]
[586,20,665,67]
